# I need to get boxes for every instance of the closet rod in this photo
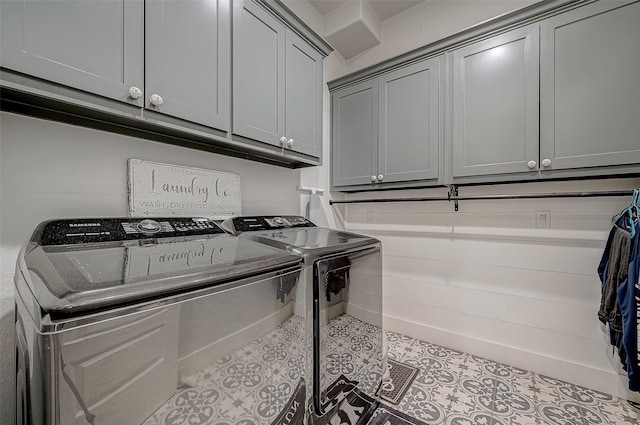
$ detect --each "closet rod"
[329,189,635,205]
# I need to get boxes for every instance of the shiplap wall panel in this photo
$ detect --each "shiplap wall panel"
[350,210,614,232]
[385,256,599,306]
[384,275,601,340]
[380,235,600,275]
[383,297,616,370]
[343,178,640,401]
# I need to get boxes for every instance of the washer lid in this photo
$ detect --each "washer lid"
[19,218,301,315]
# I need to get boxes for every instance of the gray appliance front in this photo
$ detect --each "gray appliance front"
[312,245,384,418]
[221,216,386,423]
[15,218,308,425]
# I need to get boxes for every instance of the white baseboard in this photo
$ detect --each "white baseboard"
[327,301,345,320]
[384,315,640,403]
[346,302,382,328]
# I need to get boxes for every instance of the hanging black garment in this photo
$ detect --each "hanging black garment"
[598,226,632,332]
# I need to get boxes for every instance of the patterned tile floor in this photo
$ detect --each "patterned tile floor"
[142,314,382,425]
[143,316,307,425]
[139,314,639,425]
[384,331,640,425]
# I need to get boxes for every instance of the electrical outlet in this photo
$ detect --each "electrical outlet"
[535,210,551,229]
[367,211,374,223]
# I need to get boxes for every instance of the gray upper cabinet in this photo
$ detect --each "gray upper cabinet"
[233,0,324,158]
[1,0,329,167]
[284,29,323,158]
[540,0,640,171]
[233,0,285,146]
[1,0,230,127]
[451,24,539,179]
[379,57,441,184]
[145,0,230,130]
[0,0,144,105]
[329,0,640,188]
[332,79,378,187]
[332,56,442,189]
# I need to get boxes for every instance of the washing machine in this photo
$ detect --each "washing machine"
[14,217,312,425]
[221,216,385,425]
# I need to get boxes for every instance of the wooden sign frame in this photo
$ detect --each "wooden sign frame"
[128,159,242,219]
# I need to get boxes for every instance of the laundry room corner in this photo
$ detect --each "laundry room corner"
[298,41,348,230]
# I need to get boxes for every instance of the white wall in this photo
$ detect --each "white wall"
[341,180,640,402]
[0,111,301,423]
[345,0,541,74]
[295,0,640,402]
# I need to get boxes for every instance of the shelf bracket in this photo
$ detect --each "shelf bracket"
[448,184,459,211]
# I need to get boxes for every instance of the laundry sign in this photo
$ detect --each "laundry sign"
[128,159,241,219]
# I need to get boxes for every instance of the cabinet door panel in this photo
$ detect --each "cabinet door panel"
[332,80,378,187]
[379,57,441,183]
[452,24,539,177]
[285,29,323,158]
[233,0,285,146]
[540,1,640,170]
[146,0,230,130]
[0,0,143,104]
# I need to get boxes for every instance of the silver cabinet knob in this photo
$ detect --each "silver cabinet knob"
[541,158,552,167]
[149,94,163,106]
[377,174,384,181]
[128,86,142,100]
[279,136,288,146]
[371,175,377,182]
[287,138,294,148]
[527,160,537,169]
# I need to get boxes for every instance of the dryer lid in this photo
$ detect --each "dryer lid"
[221,216,379,256]
[249,227,377,251]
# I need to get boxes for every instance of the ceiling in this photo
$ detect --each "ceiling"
[306,0,426,58]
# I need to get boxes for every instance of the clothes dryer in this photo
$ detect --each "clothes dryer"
[221,216,385,425]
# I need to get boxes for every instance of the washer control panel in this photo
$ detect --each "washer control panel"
[37,217,223,245]
[222,216,315,235]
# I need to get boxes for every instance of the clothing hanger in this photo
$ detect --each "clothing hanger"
[627,189,637,238]
[612,189,637,238]
[633,188,640,219]
[612,189,634,224]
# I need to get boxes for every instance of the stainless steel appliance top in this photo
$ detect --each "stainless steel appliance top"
[17,217,302,316]
[221,215,380,259]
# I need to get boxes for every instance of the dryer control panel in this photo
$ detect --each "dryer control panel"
[221,216,315,235]
[36,217,223,245]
